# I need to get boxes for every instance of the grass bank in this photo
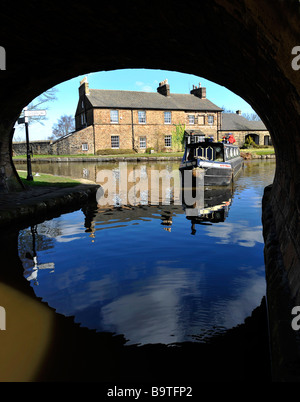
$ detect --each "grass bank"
[13,152,184,159]
[241,147,275,155]
[17,170,81,188]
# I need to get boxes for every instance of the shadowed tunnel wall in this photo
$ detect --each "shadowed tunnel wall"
[1,0,300,380]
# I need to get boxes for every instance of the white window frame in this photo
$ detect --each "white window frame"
[165,135,172,147]
[81,113,86,125]
[110,110,119,124]
[207,115,214,125]
[111,135,120,149]
[139,136,146,149]
[82,143,88,151]
[188,115,195,125]
[138,110,146,124]
[164,111,171,124]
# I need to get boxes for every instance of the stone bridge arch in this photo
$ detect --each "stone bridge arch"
[1,0,300,380]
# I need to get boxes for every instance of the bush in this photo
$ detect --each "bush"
[96,149,136,155]
[146,147,154,154]
[241,136,259,149]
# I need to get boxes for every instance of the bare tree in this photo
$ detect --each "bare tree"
[222,106,261,121]
[14,87,58,141]
[241,112,261,121]
[24,87,58,125]
[49,115,75,139]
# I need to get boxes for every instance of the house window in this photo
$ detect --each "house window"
[111,135,119,149]
[188,115,195,124]
[138,110,146,124]
[82,143,88,151]
[207,115,214,125]
[140,136,146,149]
[198,115,205,125]
[81,113,86,125]
[110,110,119,123]
[164,111,171,124]
[165,135,172,147]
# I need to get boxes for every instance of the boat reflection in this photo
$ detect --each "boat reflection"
[83,174,234,237]
[182,185,233,234]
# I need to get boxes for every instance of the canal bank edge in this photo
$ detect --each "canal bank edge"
[0,183,99,230]
[12,153,276,164]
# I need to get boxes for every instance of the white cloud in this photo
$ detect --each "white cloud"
[135,81,156,92]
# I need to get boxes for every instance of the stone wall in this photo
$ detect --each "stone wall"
[12,140,52,156]
[74,109,221,153]
[218,130,271,147]
[262,184,300,381]
[51,127,95,155]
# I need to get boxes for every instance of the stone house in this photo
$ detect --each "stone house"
[51,77,271,155]
[218,111,271,147]
[51,77,223,154]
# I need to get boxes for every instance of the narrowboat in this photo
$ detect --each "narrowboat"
[179,131,244,186]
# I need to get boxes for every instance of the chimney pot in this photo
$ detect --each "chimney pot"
[157,79,170,96]
[190,84,206,99]
[79,76,89,96]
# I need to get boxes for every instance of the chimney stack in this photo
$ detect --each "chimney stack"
[79,76,90,96]
[157,79,170,96]
[190,82,206,99]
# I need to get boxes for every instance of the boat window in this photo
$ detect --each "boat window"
[214,145,223,161]
[206,146,214,160]
[197,147,204,158]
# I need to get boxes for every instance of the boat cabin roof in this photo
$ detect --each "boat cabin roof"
[183,137,240,162]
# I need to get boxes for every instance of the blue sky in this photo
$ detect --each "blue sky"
[13,68,257,141]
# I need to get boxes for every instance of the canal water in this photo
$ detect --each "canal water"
[16,159,275,347]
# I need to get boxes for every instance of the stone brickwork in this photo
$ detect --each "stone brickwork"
[218,130,271,147]
[262,184,300,381]
[51,126,95,155]
[12,140,52,156]
[69,107,222,154]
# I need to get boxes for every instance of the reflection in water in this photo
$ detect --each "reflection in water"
[17,160,275,346]
[23,227,55,285]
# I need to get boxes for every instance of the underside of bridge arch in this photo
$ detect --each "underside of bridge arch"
[1,0,300,381]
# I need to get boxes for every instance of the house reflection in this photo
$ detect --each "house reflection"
[82,171,233,237]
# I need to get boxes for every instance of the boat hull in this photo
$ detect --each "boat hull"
[179,156,243,186]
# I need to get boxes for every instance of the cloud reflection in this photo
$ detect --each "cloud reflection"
[204,221,263,247]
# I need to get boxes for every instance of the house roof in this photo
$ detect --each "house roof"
[85,89,223,112]
[221,113,267,131]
